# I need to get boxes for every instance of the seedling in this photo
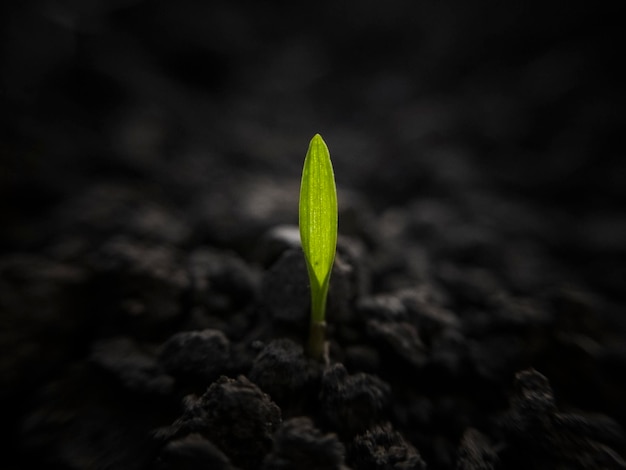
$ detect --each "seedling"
[299,133,337,362]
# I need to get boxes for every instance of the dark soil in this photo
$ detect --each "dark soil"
[2,2,625,469]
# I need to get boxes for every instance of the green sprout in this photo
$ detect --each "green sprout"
[299,133,338,362]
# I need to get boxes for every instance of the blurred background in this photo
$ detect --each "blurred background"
[2,0,625,294]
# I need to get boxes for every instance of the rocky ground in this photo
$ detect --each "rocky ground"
[1,1,625,469]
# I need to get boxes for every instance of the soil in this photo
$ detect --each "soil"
[1,2,625,469]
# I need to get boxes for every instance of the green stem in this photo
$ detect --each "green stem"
[309,280,328,324]
[308,320,328,363]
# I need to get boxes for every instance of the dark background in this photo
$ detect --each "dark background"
[1,1,625,467]
[2,0,625,307]
[2,1,625,242]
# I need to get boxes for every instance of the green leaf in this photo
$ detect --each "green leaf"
[299,133,338,324]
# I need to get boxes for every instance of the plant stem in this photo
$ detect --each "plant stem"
[308,320,328,364]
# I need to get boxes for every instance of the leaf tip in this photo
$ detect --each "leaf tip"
[310,133,327,149]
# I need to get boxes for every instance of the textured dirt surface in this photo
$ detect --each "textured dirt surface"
[1,2,625,469]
